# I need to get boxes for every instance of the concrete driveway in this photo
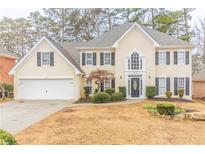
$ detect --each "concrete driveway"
[0,100,73,134]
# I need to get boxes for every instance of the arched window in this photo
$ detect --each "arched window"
[131,52,139,70]
[128,51,143,70]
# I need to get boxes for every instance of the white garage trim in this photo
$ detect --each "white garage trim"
[18,76,74,79]
[18,79,74,100]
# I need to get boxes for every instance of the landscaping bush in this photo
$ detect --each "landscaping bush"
[156,103,175,115]
[83,86,91,98]
[104,88,115,96]
[92,92,111,103]
[146,86,156,98]
[119,87,126,97]
[94,88,98,94]
[175,108,186,114]
[0,129,17,145]
[165,91,173,99]
[111,92,124,101]
[178,89,184,99]
[3,84,13,92]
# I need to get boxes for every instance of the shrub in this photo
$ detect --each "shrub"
[94,88,98,94]
[92,92,111,103]
[146,86,156,98]
[175,108,186,114]
[3,84,13,92]
[83,86,91,98]
[111,92,124,101]
[104,88,115,96]
[178,89,184,99]
[0,129,17,145]
[119,87,126,97]
[165,91,173,99]
[156,103,175,115]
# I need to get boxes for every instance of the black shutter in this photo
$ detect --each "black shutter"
[93,53,96,65]
[100,53,104,65]
[166,77,170,91]
[185,51,189,65]
[82,53,85,65]
[50,52,54,66]
[37,52,41,66]
[155,52,159,65]
[111,79,115,89]
[166,51,170,65]
[111,53,115,65]
[174,51,178,64]
[100,82,104,92]
[155,77,159,95]
[185,77,190,95]
[174,78,178,95]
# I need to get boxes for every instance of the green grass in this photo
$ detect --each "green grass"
[144,103,186,114]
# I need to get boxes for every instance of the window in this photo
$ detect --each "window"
[42,52,50,65]
[86,53,93,65]
[131,52,140,70]
[178,78,185,89]
[178,51,185,64]
[158,78,166,95]
[104,53,111,65]
[158,52,166,64]
[86,79,92,94]
[104,79,111,90]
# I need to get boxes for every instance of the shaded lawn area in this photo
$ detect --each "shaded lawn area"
[15,99,205,145]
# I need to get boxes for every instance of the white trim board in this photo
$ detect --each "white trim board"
[9,36,81,75]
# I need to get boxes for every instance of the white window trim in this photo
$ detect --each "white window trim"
[177,77,185,90]
[85,52,93,66]
[41,52,50,66]
[104,79,112,90]
[177,51,186,65]
[104,52,111,65]
[158,52,166,65]
[158,77,167,96]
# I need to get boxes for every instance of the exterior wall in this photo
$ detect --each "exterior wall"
[0,56,16,84]
[155,48,192,99]
[115,26,156,93]
[13,39,80,100]
[193,81,205,98]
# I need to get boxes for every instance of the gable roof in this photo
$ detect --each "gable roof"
[77,22,194,48]
[193,63,205,81]
[0,47,18,59]
[9,37,82,75]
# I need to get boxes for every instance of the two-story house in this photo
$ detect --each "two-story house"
[9,22,194,101]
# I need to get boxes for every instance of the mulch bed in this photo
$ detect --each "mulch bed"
[149,97,193,102]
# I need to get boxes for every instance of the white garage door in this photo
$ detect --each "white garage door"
[19,79,74,100]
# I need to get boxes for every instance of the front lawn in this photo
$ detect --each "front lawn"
[0,98,13,103]
[15,99,205,144]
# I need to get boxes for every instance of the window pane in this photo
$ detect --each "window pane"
[104,53,111,65]
[178,52,185,64]
[159,78,166,95]
[131,52,139,70]
[158,52,166,64]
[42,52,50,65]
[104,79,111,90]
[178,78,184,89]
[86,53,93,65]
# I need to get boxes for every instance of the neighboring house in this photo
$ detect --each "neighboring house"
[9,22,194,101]
[0,47,17,84]
[193,63,205,98]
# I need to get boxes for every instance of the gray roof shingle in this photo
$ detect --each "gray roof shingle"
[193,64,205,81]
[77,22,193,48]
[0,47,18,58]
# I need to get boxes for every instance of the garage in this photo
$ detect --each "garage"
[18,79,74,100]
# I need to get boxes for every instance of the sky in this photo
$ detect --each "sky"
[0,8,205,28]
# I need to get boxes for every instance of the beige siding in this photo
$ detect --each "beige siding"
[14,39,80,100]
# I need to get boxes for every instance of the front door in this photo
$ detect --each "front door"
[131,78,140,97]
